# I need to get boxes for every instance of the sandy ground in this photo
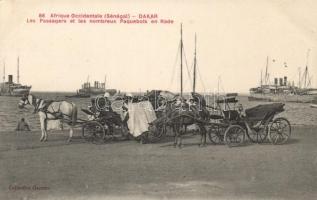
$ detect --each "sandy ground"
[0,126,316,200]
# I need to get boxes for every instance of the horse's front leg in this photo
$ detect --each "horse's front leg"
[199,125,207,147]
[39,114,46,142]
[67,126,73,143]
[40,128,45,142]
[173,125,177,148]
[43,119,49,142]
[178,125,187,149]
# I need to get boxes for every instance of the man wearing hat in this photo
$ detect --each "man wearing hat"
[103,92,112,112]
[122,93,133,122]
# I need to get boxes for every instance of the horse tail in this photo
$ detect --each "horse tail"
[71,103,78,126]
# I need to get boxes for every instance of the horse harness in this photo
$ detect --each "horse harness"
[31,97,70,120]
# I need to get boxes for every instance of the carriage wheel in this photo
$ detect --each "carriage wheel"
[207,125,225,144]
[268,117,291,145]
[247,126,268,143]
[82,121,106,144]
[224,125,246,147]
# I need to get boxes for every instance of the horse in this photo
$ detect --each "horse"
[149,92,210,148]
[18,94,77,142]
[167,101,208,148]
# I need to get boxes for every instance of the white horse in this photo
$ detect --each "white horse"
[18,94,77,142]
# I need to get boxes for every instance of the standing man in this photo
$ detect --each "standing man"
[16,118,31,131]
[103,92,112,112]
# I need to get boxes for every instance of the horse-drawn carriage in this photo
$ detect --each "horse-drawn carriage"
[80,95,128,144]
[81,93,158,144]
[206,95,291,147]
[18,92,291,147]
[18,93,127,143]
[148,93,291,147]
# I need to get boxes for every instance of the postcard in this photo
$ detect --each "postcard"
[1,0,316,199]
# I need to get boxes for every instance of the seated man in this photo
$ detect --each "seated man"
[16,118,31,131]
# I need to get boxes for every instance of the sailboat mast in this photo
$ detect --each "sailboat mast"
[298,67,301,89]
[104,75,107,89]
[303,67,308,88]
[3,60,5,84]
[180,23,183,98]
[303,49,311,88]
[193,33,197,93]
[260,70,263,87]
[217,76,220,96]
[17,56,20,84]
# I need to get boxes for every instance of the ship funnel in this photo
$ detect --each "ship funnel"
[284,76,287,86]
[8,75,13,83]
[279,78,283,86]
[274,78,278,85]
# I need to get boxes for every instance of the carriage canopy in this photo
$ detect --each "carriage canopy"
[245,103,285,121]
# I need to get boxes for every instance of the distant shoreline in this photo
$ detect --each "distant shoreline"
[30,91,250,96]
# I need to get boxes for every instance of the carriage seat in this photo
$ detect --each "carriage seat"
[216,97,238,104]
[209,114,223,120]
[81,108,94,116]
[222,110,240,121]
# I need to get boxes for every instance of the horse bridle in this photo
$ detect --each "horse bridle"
[21,95,36,107]
[20,96,31,106]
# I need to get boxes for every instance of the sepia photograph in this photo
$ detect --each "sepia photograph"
[0,0,316,199]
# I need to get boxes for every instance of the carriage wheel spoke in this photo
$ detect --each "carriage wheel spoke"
[279,123,287,129]
[274,134,280,143]
[224,125,245,147]
[281,131,289,138]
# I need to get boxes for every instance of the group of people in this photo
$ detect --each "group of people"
[87,92,135,140]
[88,92,162,143]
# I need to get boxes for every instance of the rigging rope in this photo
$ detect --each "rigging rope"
[186,61,194,90]
[168,41,181,91]
[196,60,207,93]
[218,76,226,94]
[182,43,193,92]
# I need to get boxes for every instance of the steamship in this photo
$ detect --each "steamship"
[67,76,117,98]
[248,56,317,103]
[0,57,31,97]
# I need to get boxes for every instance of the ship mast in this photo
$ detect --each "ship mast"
[298,67,301,89]
[303,66,308,88]
[2,60,5,84]
[217,76,220,96]
[260,70,263,87]
[180,23,183,98]
[303,49,311,88]
[17,56,19,84]
[104,75,107,90]
[193,33,197,93]
[264,56,269,85]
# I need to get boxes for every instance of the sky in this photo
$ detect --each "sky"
[0,0,317,93]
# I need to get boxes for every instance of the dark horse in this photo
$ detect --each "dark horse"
[149,92,210,148]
